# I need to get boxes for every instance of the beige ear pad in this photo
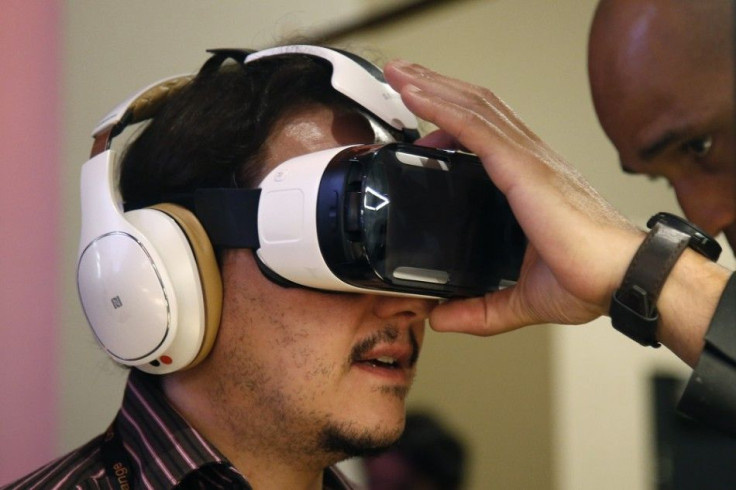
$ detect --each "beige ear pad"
[151,203,223,369]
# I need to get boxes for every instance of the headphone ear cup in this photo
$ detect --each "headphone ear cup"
[118,204,222,374]
[148,203,223,369]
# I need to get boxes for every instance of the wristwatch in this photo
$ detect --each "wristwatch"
[610,212,722,347]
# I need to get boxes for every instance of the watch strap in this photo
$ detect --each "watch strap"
[647,212,722,261]
[610,223,691,347]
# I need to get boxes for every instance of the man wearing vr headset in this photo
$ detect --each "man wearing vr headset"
[384,0,736,435]
[7,46,436,490]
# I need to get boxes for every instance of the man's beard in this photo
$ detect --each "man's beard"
[317,325,420,460]
[318,421,402,459]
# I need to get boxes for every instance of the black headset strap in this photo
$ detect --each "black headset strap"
[123,188,261,249]
[194,188,261,248]
[198,48,256,76]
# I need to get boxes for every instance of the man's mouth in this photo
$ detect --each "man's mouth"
[356,355,402,370]
[372,356,400,368]
[350,326,420,371]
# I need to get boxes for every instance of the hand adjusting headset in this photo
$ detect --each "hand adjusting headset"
[77,45,527,374]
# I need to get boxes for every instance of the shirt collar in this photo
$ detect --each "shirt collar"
[117,369,245,488]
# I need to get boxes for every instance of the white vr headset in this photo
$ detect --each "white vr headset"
[77,45,526,375]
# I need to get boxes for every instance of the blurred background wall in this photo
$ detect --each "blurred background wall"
[2,1,733,488]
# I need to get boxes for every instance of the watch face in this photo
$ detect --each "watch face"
[647,212,722,261]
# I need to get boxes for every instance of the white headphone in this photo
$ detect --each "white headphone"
[76,45,419,374]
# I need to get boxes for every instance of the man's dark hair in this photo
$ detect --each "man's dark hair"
[119,53,359,204]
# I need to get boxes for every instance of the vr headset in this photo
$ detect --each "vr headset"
[194,142,525,298]
[77,45,526,374]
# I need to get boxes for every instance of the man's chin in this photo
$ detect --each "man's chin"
[319,423,402,459]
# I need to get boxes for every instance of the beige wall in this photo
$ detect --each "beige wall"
[62,1,728,489]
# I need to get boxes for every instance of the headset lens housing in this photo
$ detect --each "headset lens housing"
[317,144,526,297]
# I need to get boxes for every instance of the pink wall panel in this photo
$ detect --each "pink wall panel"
[0,1,61,484]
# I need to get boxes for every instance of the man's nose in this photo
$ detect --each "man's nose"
[673,178,735,238]
[371,294,436,324]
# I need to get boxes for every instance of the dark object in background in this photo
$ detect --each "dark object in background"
[364,411,466,490]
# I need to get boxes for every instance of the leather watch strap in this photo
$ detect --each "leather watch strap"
[610,222,691,347]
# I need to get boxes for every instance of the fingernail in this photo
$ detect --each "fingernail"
[387,58,412,71]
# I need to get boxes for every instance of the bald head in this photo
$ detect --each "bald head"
[590,0,731,52]
[587,0,736,251]
[588,0,732,149]
[589,0,732,132]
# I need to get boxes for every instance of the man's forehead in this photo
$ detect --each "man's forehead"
[592,0,733,78]
[255,106,362,176]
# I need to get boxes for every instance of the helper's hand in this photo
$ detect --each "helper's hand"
[384,60,645,336]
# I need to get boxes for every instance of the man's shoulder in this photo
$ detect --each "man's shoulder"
[2,433,107,490]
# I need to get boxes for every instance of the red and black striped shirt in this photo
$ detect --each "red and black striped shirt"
[3,369,357,489]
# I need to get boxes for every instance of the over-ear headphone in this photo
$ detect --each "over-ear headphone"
[78,74,222,374]
[77,45,419,375]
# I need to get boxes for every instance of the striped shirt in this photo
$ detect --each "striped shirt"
[3,369,358,490]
